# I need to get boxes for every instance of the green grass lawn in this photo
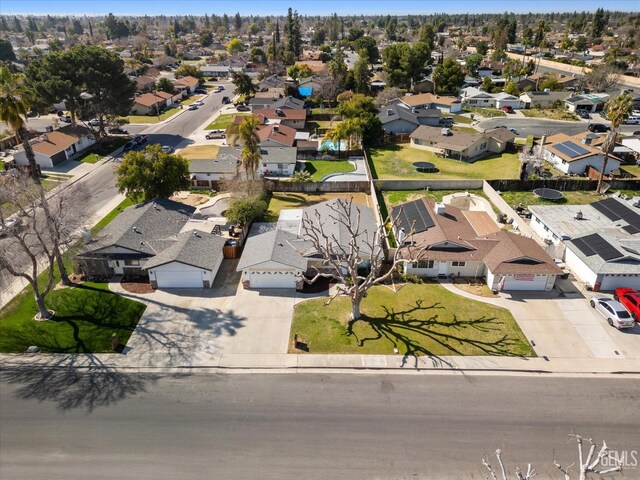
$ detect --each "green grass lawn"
[264,192,372,222]
[621,164,640,178]
[302,160,355,181]
[452,126,478,134]
[521,108,579,121]
[181,95,203,106]
[205,113,249,130]
[452,114,472,124]
[75,138,130,164]
[290,284,534,357]
[77,152,100,164]
[0,282,146,353]
[367,144,521,180]
[465,107,506,118]
[91,197,133,235]
[499,189,639,208]
[383,189,490,206]
[125,106,181,124]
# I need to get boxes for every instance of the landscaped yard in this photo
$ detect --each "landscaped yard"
[178,145,220,160]
[290,284,534,357]
[499,189,639,208]
[125,106,181,124]
[621,163,640,178]
[521,108,579,121]
[264,192,372,222]
[368,144,521,180]
[205,113,249,130]
[452,126,478,134]
[76,137,130,164]
[301,159,355,181]
[91,197,133,235]
[452,114,473,124]
[0,281,146,353]
[383,189,490,206]
[465,107,506,118]
[181,94,204,106]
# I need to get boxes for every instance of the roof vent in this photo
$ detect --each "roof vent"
[575,210,583,220]
[273,125,279,132]
[133,226,138,232]
[194,231,201,237]
[387,108,394,115]
[435,202,446,216]
[412,107,419,114]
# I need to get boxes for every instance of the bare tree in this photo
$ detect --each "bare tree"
[300,197,419,320]
[554,435,623,480]
[374,86,404,108]
[482,449,536,480]
[583,64,622,93]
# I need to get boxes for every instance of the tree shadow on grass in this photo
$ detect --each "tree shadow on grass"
[346,300,524,368]
[0,354,157,412]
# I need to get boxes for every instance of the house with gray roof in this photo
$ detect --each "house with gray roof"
[144,231,228,289]
[248,95,306,111]
[190,147,240,188]
[378,103,441,135]
[258,147,298,177]
[237,199,379,289]
[519,91,572,109]
[410,126,516,161]
[76,198,228,289]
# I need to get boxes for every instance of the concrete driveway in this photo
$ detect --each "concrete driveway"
[117,260,312,367]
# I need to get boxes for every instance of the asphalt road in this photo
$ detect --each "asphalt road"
[1,372,638,480]
[477,116,640,138]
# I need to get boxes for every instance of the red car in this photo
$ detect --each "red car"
[614,288,640,321]
[501,106,514,113]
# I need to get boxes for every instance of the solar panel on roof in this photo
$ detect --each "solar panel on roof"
[583,233,623,260]
[623,225,640,235]
[393,199,434,234]
[592,198,640,228]
[572,237,596,257]
[554,141,590,158]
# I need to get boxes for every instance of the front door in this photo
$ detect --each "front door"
[113,260,124,275]
[438,261,448,276]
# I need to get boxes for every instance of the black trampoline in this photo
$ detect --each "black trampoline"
[413,161,438,173]
[533,188,564,201]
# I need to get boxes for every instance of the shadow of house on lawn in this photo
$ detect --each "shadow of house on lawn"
[346,300,527,368]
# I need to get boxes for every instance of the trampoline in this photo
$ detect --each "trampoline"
[413,161,438,173]
[533,188,564,201]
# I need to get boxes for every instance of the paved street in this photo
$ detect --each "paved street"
[1,373,638,480]
[477,116,640,138]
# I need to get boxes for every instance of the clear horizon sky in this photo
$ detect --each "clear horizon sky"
[2,0,638,16]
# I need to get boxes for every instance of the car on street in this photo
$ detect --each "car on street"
[632,130,640,136]
[590,296,635,329]
[614,288,640,321]
[188,104,198,110]
[578,110,591,119]
[193,100,204,107]
[213,86,224,93]
[194,88,207,94]
[87,118,101,126]
[134,135,148,145]
[161,146,174,154]
[222,96,231,104]
[108,126,128,134]
[588,123,610,133]
[123,141,136,152]
[495,125,518,134]
[236,104,250,111]
[206,130,226,139]
[501,106,514,113]
[0,218,22,238]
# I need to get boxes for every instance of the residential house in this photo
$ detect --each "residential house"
[131,91,179,116]
[295,60,329,76]
[378,103,441,135]
[189,148,240,188]
[258,147,298,177]
[258,75,288,91]
[460,87,523,110]
[237,199,378,289]
[172,75,200,94]
[398,93,463,114]
[393,198,561,291]
[410,126,515,161]
[133,75,157,93]
[248,95,306,111]
[541,132,621,175]
[199,65,243,78]
[11,125,96,169]
[564,93,609,113]
[152,55,178,69]
[252,108,307,129]
[477,61,504,77]
[257,124,297,148]
[298,76,323,98]
[254,90,285,100]
[519,91,572,109]
[529,197,640,291]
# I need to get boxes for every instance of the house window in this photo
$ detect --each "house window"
[480,143,487,149]
[452,261,466,267]
[124,259,140,266]
[277,163,285,170]
[414,260,434,269]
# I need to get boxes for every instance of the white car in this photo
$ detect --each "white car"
[590,296,635,329]
[160,146,174,154]
[213,86,224,93]
[193,100,204,107]
[188,104,198,110]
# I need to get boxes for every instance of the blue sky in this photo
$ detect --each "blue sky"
[2,0,638,16]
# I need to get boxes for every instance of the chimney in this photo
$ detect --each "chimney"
[397,227,406,245]
[412,107,419,114]
[575,210,583,220]
[273,124,279,132]
[435,202,446,216]
[387,108,394,115]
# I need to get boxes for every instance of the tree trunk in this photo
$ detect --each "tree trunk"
[34,292,52,320]
[351,296,362,320]
[18,127,39,183]
[597,151,609,194]
[55,243,72,286]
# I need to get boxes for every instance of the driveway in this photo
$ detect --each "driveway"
[323,156,369,182]
[116,260,316,367]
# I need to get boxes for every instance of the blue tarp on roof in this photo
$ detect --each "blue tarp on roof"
[298,86,313,97]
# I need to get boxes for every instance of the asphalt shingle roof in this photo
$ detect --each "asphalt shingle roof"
[237,227,307,270]
[144,230,227,271]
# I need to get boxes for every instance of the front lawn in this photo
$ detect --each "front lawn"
[521,108,579,121]
[181,95,204,106]
[264,192,372,222]
[91,197,133,235]
[178,145,220,160]
[125,106,181,124]
[452,114,473,124]
[368,144,521,180]
[465,107,506,118]
[0,282,146,353]
[621,164,640,178]
[290,284,534,357]
[77,152,100,164]
[76,138,130,164]
[302,159,355,181]
[205,113,248,130]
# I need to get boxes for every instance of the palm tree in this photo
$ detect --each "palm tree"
[0,66,73,286]
[238,116,261,179]
[597,94,633,194]
[0,66,39,182]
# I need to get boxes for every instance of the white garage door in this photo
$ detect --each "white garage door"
[503,274,549,291]
[155,270,203,288]
[599,275,640,292]
[248,270,296,289]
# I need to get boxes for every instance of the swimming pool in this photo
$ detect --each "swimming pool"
[320,140,347,151]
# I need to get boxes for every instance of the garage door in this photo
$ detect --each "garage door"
[503,274,549,291]
[155,270,203,288]
[599,275,640,292]
[248,270,296,289]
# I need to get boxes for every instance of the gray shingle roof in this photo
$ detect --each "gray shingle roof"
[237,228,307,270]
[565,233,640,275]
[143,230,227,271]
[259,147,298,165]
[189,151,239,174]
[83,198,195,256]
[378,103,440,126]
[248,95,305,110]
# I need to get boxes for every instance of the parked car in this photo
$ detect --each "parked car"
[501,106,514,113]
[123,141,136,152]
[161,145,174,154]
[222,96,231,104]
[578,110,591,119]
[134,135,148,145]
[590,296,635,329]
[87,118,101,126]
[588,123,610,133]
[236,104,250,112]
[206,130,226,139]
[614,288,640,321]
[0,218,22,238]
[633,130,640,137]
[193,100,204,107]
[188,104,198,110]
[213,86,224,93]
[108,126,128,135]
[194,88,207,95]
[438,117,454,127]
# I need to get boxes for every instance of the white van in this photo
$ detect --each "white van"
[625,115,640,125]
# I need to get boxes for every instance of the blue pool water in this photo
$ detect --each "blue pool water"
[320,140,347,151]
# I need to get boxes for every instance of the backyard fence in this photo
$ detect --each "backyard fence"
[487,178,640,192]
[264,180,370,193]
